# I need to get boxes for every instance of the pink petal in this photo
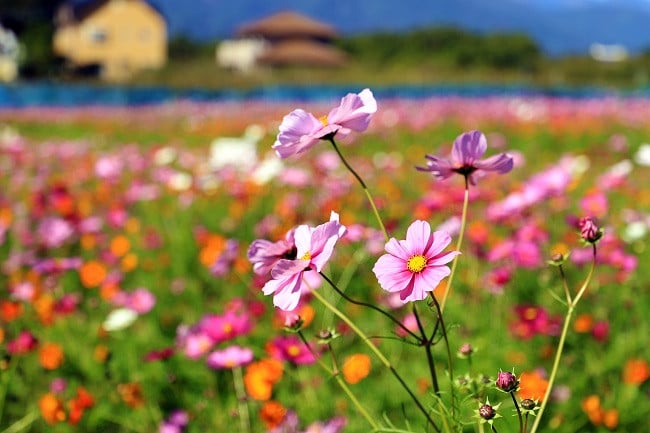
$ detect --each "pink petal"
[405,220,433,255]
[452,130,487,165]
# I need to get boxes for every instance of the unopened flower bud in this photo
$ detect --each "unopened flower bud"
[496,370,519,393]
[283,314,303,332]
[579,217,603,244]
[479,403,497,420]
[458,343,474,357]
[521,399,537,411]
[316,328,339,344]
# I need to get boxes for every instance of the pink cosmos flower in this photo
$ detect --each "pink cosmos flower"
[206,345,254,369]
[259,212,346,311]
[373,220,459,303]
[418,130,513,185]
[200,310,252,344]
[266,335,316,365]
[272,89,377,159]
[248,229,297,276]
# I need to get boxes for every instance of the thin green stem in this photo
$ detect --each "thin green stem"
[232,366,250,433]
[523,413,529,433]
[440,178,470,313]
[413,304,440,395]
[510,392,523,433]
[0,357,18,425]
[0,411,38,433]
[321,272,421,341]
[311,288,440,432]
[328,137,389,240]
[529,244,597,433]
[430,294,456,418]
[558,264,572,305]
[297,331,333,375]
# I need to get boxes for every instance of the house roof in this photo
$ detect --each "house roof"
[256,40,347,67]
[237,11,338,40]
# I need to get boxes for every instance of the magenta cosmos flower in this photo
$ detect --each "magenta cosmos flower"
[373,220,459,303]
[272,89,377,159]
[418,130,514,185]
[259,212,346,311]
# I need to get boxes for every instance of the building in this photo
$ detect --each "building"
[0,23,19,82]
[53,0,167,81]
[217,11,347,71]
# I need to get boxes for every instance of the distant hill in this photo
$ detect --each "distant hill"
[152,0,650,56]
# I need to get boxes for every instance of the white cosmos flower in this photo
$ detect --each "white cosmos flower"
[103,308,138,331]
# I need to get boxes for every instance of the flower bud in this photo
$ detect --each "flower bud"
[479,403,497,420]
[521,398,537,411]
[579,217,603,244]
[496,370,519,393]
[458,343,474,358]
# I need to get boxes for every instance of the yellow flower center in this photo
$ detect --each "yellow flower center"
[287,345,301,357]
[407,255,427,273]
[319,115,328,126]
[300,251,311,261]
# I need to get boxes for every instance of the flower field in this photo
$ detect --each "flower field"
[0,93,649,433]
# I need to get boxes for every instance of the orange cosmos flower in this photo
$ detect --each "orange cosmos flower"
[39,393,66,424]
[120,253,138,272]
[518,370,549,402]
[39,342,64,370]
[342,353,371,384]
[244,358,283,401]
[68,386,94,426]
[79,261,107,288]
[573,313,593,333]
[117,382,144,408]
[34,293,55,325]
[259,400,287,430]
[0,301,22,322]
[110,235,131,257]
[622,358,650,385]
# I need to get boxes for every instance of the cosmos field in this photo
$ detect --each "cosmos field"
[0,93,648,433]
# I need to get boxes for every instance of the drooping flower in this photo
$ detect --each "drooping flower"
[418,130,513,185]
[272,89,377,159]
[373,220,459,303]
[248,229,297,276]
[259,212,346,311]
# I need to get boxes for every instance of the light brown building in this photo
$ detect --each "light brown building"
[235,11,347,68]
[53,0,167,81]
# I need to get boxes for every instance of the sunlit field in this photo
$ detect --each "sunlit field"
[0,94,648,433]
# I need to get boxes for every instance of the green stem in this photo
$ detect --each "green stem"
[529,244,597,433]
[524,413,529,433]
[0,357,18,425]
[413,304,440,395]
[430,294,456,418]
[328,137,389,240]
[0,411,38,433]
[320,272,421,341]
[510,392,523,433]
[311,289,440,432]
[232,366,250,433]
[440,178,470,313]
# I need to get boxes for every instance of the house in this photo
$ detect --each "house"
[217,11,347,71]
[53,0,167,81]
[0,23,19,82]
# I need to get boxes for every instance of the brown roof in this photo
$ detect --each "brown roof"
[257,40,347,67]
[237,11,338,40]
